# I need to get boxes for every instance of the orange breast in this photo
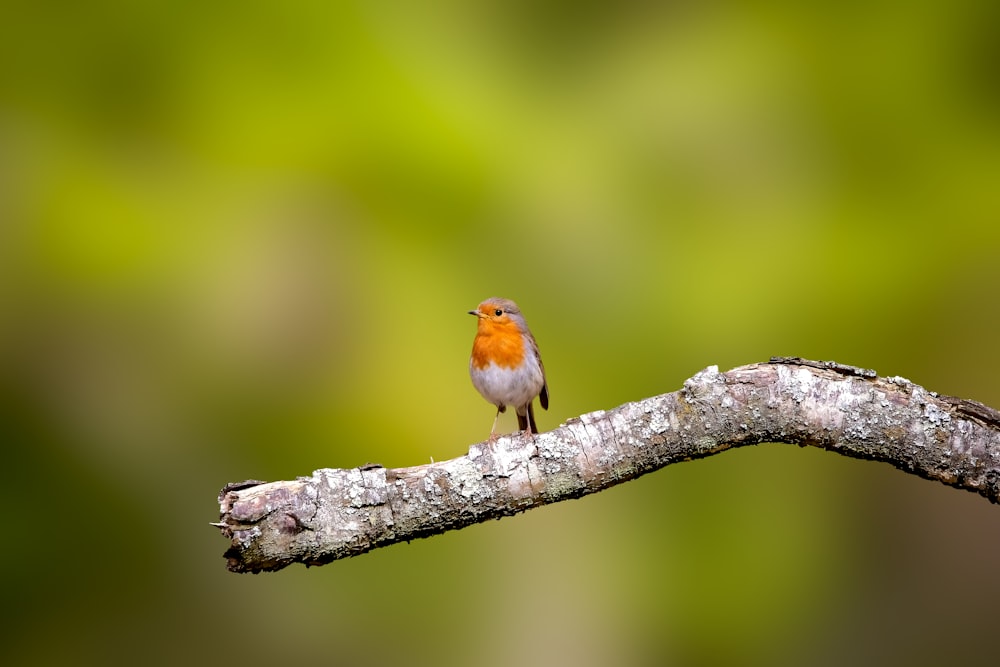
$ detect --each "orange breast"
[471,320,525,370]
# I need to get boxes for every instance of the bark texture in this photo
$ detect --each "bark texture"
[216,358,1000,573]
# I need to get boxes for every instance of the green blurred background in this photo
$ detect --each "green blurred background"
[2,1,999,666]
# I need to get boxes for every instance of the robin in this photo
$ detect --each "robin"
[468,297,549,439]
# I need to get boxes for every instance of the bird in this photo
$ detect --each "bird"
[468,297,549,439]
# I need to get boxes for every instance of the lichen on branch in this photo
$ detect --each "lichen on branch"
[215,358,1000,573]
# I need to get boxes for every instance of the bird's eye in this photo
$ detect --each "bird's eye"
[494,309,503,317]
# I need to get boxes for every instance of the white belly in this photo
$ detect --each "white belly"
[470,344,544,410]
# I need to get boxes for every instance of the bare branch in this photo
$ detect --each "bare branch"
[215,358,1000,573]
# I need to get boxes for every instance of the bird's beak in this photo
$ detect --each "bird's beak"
[468,310,483,318]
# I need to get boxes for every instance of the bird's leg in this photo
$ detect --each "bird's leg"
[515,404,536,438]
[526,402,537,436]
[488,406,503,442]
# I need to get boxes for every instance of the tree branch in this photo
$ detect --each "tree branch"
[215,358,1000,573]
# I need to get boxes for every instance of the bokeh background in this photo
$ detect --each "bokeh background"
[2,2,999,666]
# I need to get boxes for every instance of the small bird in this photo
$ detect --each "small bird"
[468,297,549,439]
